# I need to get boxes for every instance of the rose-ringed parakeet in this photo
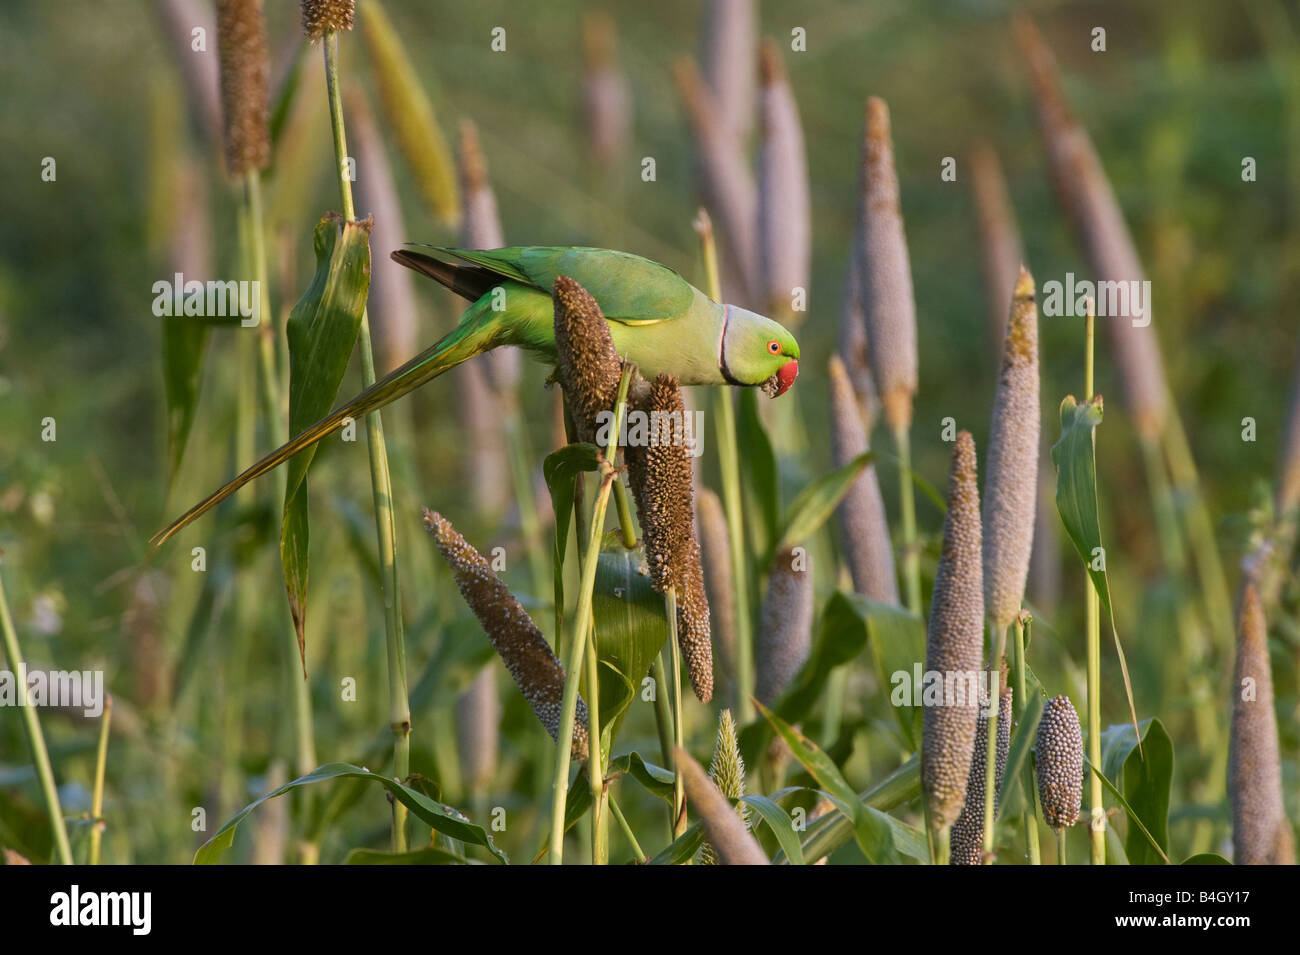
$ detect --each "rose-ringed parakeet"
[151,245,800,545]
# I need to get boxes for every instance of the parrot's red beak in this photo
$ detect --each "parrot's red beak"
[774,359,799,397]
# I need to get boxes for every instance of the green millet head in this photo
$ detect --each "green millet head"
[700,709,748,865]
[300,0,354,42]
[1035,695,1083,830]
[982,266,1041,631]
[1229,584,1296,865]
[216,0,271,176]
[423,509,588,760]
[949,687,1012,865]
[625,374,713,702]
[922,431,985,829]
[677,747,768,865]
[552,276,624,447]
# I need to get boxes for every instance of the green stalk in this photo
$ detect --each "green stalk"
[667,587,687,840]
[894,424,922,616]
[582,618,608,864]
[609,791,646,861]
[323,32,410,851]
[1012,615,1041,864]
[1084,307,1104,865]
[650,654,678,840]
[503,409,551,601]
[697,217,754,721]
[549,365,633,863]
[982,622,1007,857]
[1057,827,1068,865]
[89,695,112,866]
[0,572,72,865]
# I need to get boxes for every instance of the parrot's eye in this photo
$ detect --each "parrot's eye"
[767,340,781,355]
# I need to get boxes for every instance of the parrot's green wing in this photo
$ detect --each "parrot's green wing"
[410,245,696,324]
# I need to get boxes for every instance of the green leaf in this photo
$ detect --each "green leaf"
[194,762,506,864]
[1099,718,1173,865]
[788,756,920,864]
[279,216,372,669]
[740,794,805,865]
[161,313,208,487]
[736,388,779,561]
[756,701,903,864]
[344,846,469,865]
[543,442,601,637]
[1182,852,1232,865]
[649,820,704,865]
[1051,395,1141,742]
[769,452,873,562]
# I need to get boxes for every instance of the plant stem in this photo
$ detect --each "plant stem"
[89,695,112,866]
[323,32,410,851]
[650,654,677,840]
[695,213,755,722]
[503,409,550,602]
[582,617,608,864]
[549,365,633,863]
[1057,827,1068,865]
[667,587,688,840]
[1084,307,1104,865]
[609,791,646,862]
[1012,615,1041,864]
[894,424,921,616]
[0,571,72,865]
[982,622,1007,858]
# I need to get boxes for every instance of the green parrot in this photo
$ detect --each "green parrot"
[151,245,800,545]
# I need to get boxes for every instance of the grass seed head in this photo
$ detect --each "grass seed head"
[857,96,918,433]
[697,488,736,703]
[677,746,767,865]
[949,687,1012,865]
[1229,584,1295,864]
[424,509,588,760]
[552,276,623,446]
[216,0,270,175]
[1035,694,1083,830]
[829,355,898,604]
[982,266,1041,630]
[756,39,810,321]
[922,431,984,828]
[300,0,354,40]
[755,546,814,706]
[627,375,713,702]
[700,709,748,864]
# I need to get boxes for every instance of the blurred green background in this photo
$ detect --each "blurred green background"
[0,0,1296,863]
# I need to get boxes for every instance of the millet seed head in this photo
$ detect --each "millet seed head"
[921,431,984,829]
[949,686,1012,865]
[982,266,1041,631]
[857,96,918,433]
[755,546,814,706]
[424,509,587,760]
[625,374,713,702]
[1035,694,1083,830]
[216,0,270,176]
[1229,584,1295,864]
[700,709,749,865]
[677,746,768,865]
[299,0,354,41]
[696,488,736,703]
[552,276,624,446]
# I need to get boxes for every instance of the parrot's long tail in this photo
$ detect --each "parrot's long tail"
[150,303,502,547]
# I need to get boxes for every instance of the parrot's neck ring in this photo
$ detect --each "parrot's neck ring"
[717,304,743,387]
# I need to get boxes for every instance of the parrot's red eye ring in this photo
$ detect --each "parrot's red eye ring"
[767,340,781,355]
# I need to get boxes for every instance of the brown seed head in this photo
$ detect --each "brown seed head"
[1035,695,1083,830]
[552,276,623,446]
[697,488,736,703]
[626,375,713,702]
[922,431,984,828]
[677,747,768,865]
[424,509,587,759]
[756,39,810,320]
[216,0,270,175]
[982,266,1041,630]
[300,0,354,41]
[1229,584,1295,864]
[829,356,898,604]
[857,97,918,432]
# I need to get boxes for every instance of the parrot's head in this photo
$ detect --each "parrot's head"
[720,305,800,398]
